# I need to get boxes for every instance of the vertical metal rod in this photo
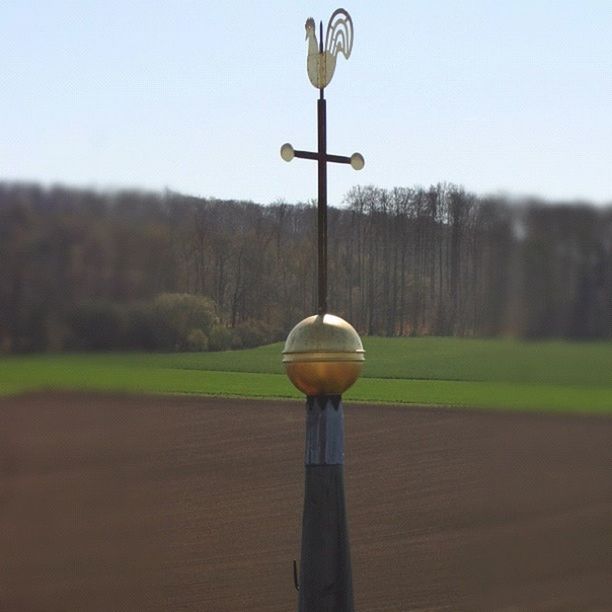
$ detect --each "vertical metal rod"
[317,97,327,315]
[317,18,327,316]
[319,21,324,53]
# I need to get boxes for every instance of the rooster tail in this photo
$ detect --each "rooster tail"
[325,8,353,60]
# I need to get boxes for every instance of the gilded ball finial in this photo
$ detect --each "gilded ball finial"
[282,313,364,396]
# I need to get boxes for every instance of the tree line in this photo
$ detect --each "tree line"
[0,181,610,353]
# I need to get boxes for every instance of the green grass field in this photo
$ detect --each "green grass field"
[1,337,611,413]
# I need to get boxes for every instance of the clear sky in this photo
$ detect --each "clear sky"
[2,1,612,206]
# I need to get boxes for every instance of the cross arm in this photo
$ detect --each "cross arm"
[281,143,365,170]
[294,150,351,165]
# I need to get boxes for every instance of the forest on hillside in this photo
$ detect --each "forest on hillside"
[1,181,611,353]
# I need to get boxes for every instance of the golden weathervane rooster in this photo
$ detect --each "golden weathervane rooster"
[305,9,354,90]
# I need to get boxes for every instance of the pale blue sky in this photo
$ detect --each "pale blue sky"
[2,1,611,205]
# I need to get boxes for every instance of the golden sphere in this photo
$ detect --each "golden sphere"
[282,313,365,396]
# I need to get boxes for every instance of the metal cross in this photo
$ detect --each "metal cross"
[281,13,364,315]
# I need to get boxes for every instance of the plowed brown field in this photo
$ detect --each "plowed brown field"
[1,392,611,611]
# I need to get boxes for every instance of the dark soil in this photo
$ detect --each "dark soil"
[1,392,611,611]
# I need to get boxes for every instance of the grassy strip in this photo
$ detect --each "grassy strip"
[0,360,296,399]
[2,337,612,412]
[1,356,610,413]
[10,336,611,386]
[347,378,612,413]
[362,337,612,386]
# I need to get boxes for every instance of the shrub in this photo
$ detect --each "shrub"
[151,293,217,351]
[234,319,283,348]
[69,293,219,352]
[186,328,209,351]
[208,325,234,351]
